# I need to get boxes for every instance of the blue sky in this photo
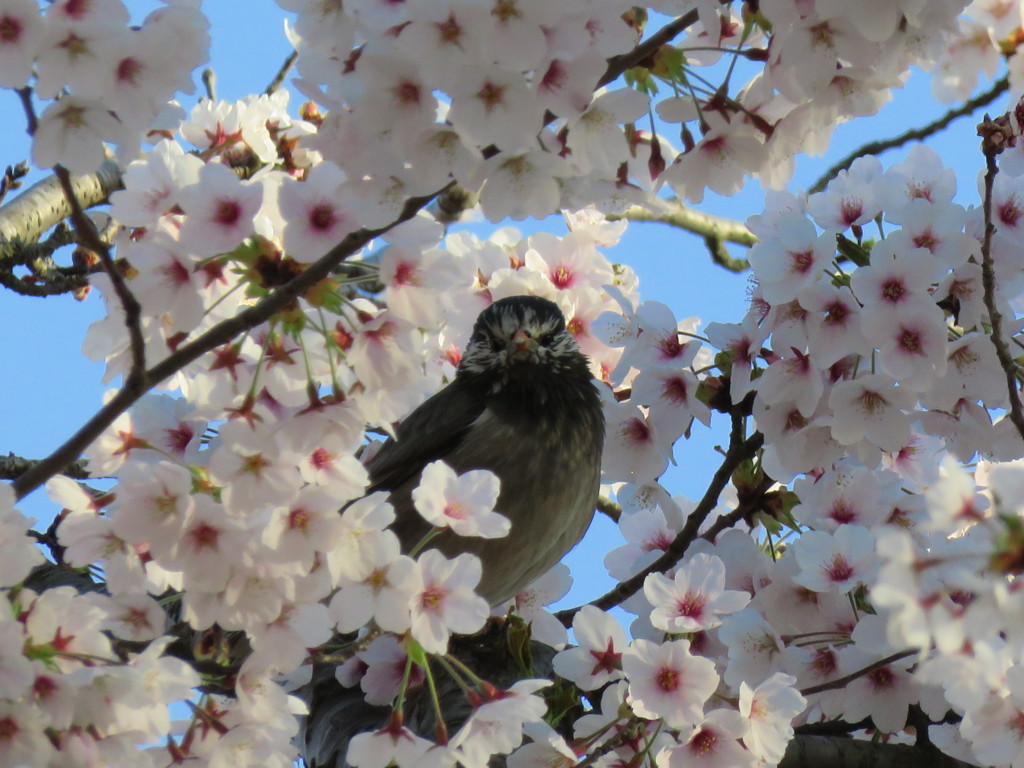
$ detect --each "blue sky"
[0,2,1008,606]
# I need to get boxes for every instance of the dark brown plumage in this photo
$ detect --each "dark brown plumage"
[366,295,605,604]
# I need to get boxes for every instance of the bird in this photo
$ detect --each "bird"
[364,294,605,605]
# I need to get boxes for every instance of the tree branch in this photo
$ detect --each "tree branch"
[799,649,916,698]
[265,50,298,95]
[978,116,1024,442]
[599,10,699,88]
[611,201,755,272]
[809,74,1010,195]
[779,735,978,768]
[11,187,447,501]
[0,454,90,481]
[557,416,764,623]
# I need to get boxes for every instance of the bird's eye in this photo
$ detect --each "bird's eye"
[538,330,557,346]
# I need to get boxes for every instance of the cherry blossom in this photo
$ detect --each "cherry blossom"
[412,461,507,539]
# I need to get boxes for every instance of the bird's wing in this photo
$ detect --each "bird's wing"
[365,378,487,494]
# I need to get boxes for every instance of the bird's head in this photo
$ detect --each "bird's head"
[458,296,583,385]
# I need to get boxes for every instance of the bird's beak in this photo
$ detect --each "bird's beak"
[510,329,537,360]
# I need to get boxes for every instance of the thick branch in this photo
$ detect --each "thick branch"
[0,158,122,250]
[11,189,445,501]
[0,454,90,481]
[558,418,764,622]
[809,74,1010,195]
[779,735,977,768]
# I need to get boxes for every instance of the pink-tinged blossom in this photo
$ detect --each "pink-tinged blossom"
[923,331,1007,412]
[247,601,332,672]
[300,434,370,504]
[883,200,975,271]
[447,66,544,151]
[0,0,44,88]
[347,716,433,768]
[602,402,672,484]
[84,592,166,642]
[748,211,835,304]
[450,679,551,767]
[799,282,872,369]
[109,459,194,555]
[880,145,957,216]
[356,635,425,707]
[791,525,878,594]
[330,534,415,633]
[329,492,396,583]
[412,461,507,539]
[31,96,123,175]
[208,422,303,513]
[738,672,806,765]
[661,116,766,203]
[475,151,567,222]
[632,366,712,442]
[565,86,651,172]
[162,495,251,594]
[791,460,893,531]
[279,161,359,262]
[262,487,346,567]
[622,638,719,729]
[851,241,942,325]
[553,604,627,690]
[408,550,490,654]
[826,373,916,452]
[605,505,682,580]
[806,156,884,230]
[873,307,949,391]
[657,709,756,768]
[756,348,825,418]
[645,553,750,634]
[837,647,918,733]
[0,484,44,587]
[505,563,572,649]
[178,162,264,257]
[718,607,787,689]
[706,315,767,404]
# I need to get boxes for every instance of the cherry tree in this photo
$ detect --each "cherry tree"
[2,1,1024,767]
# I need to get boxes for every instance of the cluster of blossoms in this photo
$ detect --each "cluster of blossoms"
[8,1,1024,767]
[0,0,209,174]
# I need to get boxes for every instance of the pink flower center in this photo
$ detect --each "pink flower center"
[790,249,814,273]
[421,586,446,611]
[309,204,335,231]
[117,56,142,85]
[288,507,311,532]
[310,447,334,470]
[655,666,680,692]
[551,266,573,289]
[190,523,220,550]
[675,593,707,620]
[826,554,854,583]
[588,639,622,675]
[868,666,895,691]
[623,418,652,446]
[881,278,906,303]
[215,199,242,226]
[0,16,21,42]
[689,727,717,755]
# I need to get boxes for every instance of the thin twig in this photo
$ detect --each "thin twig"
[799,649,916,697]
[265,50,298,95]
[809,75,1010,195]
[557,415,764,623]
[978,138,1024,441]
[611,202,755,272]
[54,163,148,388]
